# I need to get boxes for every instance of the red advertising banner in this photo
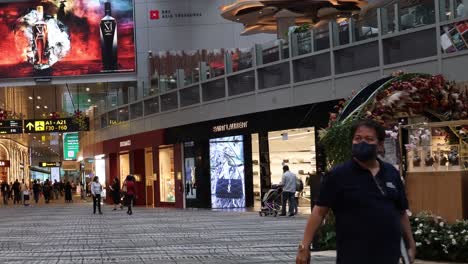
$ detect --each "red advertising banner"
[0,0,135,78]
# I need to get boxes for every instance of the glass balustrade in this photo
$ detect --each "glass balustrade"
[97,0,468,126]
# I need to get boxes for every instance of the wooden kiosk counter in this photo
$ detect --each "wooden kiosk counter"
[402,120,468,223]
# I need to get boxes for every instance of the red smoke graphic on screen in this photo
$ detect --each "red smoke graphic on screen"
[0,0,135,78]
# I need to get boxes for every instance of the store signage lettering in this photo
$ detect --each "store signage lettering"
[0,160,10,167]
[0,120,23,134]
[213,121,248,133]
[149,9,202,20]
[39,161,61,168]
[24,118,89,133]
[63,132,80,161]
[120,140,131,147]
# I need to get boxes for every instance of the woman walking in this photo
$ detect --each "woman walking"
[124,175,135,215]
[32,180,41,204]
[109,177,121,210]
[91,176,103,215]
[64,181,72,203]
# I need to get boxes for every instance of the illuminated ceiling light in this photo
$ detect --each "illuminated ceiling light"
[36,106,41,109]
[86,87,90,92]
[43,105,48,109]
[37,96,41,100]
[28,96,33,100]
[87,99,91,102]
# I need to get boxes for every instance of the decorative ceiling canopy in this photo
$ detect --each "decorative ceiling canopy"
[220,0,372,35]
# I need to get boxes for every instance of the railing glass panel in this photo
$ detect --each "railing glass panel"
[399,0,435,31]
[202,79,226,102]
[315,25,330,51]
[294,31,313,56]
[228,71,255,96]
[258,62,290,89]
[201,49,226,80]
[354,8,379,42]
[161,92,178,112]
[293,53,331,82]
[180,85,200,107]
[144,97,159,115]
[455,0,468,18]
[335,41,379,74]
[130,102,143,119]
[118,106,129,122]
[383,28,437,65]
[261,39,281,64]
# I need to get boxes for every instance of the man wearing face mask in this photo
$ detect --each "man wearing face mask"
[296,119,416,264]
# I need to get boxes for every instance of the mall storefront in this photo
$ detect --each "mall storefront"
[165,101,336,209]
[100,100,335,208]
[101,130,185,207]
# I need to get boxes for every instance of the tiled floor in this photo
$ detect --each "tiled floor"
[0,202,334,264]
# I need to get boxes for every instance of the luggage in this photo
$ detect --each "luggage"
[23,191,30,206]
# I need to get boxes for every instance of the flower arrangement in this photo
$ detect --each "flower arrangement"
[319,73,468,168]
[0,108,24,120]
[71,110,88,131]
[410,212,468,262]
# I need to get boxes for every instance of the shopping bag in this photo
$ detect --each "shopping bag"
[215,179,243,199]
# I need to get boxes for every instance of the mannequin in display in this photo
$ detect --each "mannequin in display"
[457,0,468,18]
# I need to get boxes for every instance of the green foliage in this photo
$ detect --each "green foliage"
[293,23,311,33]
[318,121,354,168]
[410,212,468,262]
[316,212,336,250]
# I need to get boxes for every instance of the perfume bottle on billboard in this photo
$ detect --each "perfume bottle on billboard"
[100,0,118,71]
[33,5,49,68]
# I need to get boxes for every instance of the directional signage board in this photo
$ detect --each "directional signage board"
[39,161,61,168]
[63,132,80,161]
[0,120,23,134]
[23,118,89,133]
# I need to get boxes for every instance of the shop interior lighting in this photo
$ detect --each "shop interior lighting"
[28,96,33,100]
[86,87,90,92]
[37,96,41,100]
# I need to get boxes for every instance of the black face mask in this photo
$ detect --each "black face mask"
[352,141,377,162]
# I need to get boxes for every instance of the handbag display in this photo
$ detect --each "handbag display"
[215,178,243,199]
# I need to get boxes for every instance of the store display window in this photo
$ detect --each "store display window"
[210,136,245,208]
[405,124,468,172]
[268,128,316,208]
[119,153,130,183]
[183,142,197,200]
[159,145,175,203]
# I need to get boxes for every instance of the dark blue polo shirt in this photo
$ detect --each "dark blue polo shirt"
[316,159,408,264]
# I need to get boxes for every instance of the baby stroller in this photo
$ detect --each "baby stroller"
[259,184,283,217]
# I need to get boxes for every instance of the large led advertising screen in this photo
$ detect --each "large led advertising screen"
[0,0,135,78]
[209,136,245,208]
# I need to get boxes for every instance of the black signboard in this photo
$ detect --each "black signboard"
[23,118,89,133]
[0,120,23,134]
[39,161,61,168]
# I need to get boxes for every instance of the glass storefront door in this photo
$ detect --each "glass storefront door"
[268,127,316,209]
[145,148,154,205]
[159,145,175,203]
[119,153,130,184]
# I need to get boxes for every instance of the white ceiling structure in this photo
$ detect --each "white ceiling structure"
[220,0,388,35]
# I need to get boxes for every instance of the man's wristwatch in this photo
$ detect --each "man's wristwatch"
[298,243,310,251]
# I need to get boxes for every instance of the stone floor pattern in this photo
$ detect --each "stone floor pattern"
[0,202,334,264]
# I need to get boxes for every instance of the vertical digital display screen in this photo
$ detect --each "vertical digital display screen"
[0,0,135,78]
[209,135,245,208]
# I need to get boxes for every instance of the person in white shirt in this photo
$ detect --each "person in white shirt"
[91,176,103,215]
[280,165,297,217]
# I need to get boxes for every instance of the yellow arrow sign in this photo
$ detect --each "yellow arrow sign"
[26,122,34,130]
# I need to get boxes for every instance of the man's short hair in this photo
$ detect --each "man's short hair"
[351,119,386,142]
[283,165,289,171]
